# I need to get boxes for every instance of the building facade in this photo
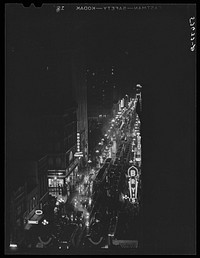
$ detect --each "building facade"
[44,106,79,197]
[9,180,27,247]
[9,155,48,247]
[86,65,120,118]
[71,49,89,165]
[37,155,48,210]
[21,160,45,232]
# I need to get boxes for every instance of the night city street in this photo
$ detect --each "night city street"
[5,4,196,255]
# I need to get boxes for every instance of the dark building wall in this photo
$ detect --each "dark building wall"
[9,159,41,246]
[9,182,27,246]
[140,13,195,255]
[43,106,77,171]
[63,108,77,154]
[86,66,119,117]
[38,155,48,208]
[71,49,88,162]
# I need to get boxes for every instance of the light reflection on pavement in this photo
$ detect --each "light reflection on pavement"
[70,169,97,231]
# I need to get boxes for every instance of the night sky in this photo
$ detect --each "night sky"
[6,4,195,253]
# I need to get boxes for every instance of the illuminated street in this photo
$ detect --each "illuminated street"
[7,94,142,252]
[6,4,195,255]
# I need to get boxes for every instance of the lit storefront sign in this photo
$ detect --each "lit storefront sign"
[74,152,83,157]
[127,166,139,203]
[9,244,18,248]
[137,135,141,149]
[35,210,43,215]
[77,132,80,152]
[25,209,44,229]
[128,166,138,177]
[48,178,64,187]
[28,220,38,225]
[48,170,66,178]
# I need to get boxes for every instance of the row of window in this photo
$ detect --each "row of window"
[48,178,64,188]
[47,141,61,152]
[64,122,77,138]
[47,137,76,153]
[48,156,65,169]
[64,136,76,153]
[49,188,62,197]
[63,112,76,126]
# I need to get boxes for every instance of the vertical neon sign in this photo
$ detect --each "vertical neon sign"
[127,165,139,203]
[77,132,80,152]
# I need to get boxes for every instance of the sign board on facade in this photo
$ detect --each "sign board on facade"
[127,165,139,203]
[127,166,138,177]
[28,220,38,224]
[35,210,43,215]
[77,132,81,152]
[74,152,83,157]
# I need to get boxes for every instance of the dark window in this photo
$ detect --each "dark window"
[55,142,60,152]
[56,157,61,167]
[48,157,53,167]
[16,205,21,216]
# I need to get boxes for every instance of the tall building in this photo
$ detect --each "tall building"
[135,84,142,117]
[86,65,120,118]
[42,105,79,197]
[8,153,49,247]
[9,177,27,247]
[71,49,89,164]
